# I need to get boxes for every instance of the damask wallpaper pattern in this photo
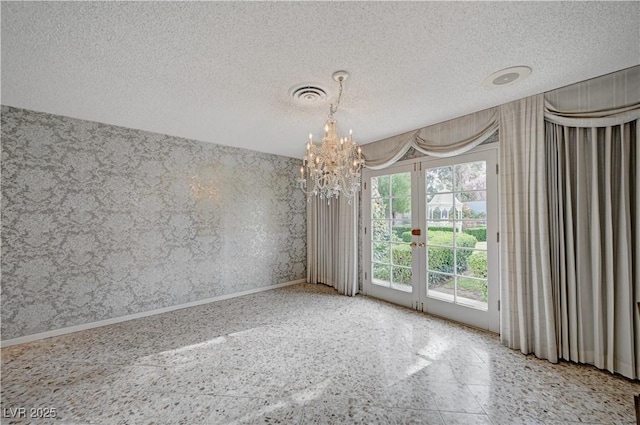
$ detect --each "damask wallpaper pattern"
[1,106,306,340]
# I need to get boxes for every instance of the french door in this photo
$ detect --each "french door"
[362,148,499,332]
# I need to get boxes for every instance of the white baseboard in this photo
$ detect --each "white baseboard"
[1,279,306,348]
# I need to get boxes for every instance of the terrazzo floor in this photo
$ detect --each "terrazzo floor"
[1,283,638,425]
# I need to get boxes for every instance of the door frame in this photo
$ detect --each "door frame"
[361,143,500,333]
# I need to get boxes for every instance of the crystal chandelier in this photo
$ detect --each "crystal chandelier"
[297,71,364,203]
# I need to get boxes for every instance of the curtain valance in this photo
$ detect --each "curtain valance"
[544,65,640,127]
[361,107,498,169]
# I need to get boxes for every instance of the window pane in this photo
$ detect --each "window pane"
[427,272,454,302]
[454,161,486,191]
[372,242,390,263]
[372,175,390,198]
[391,243,412,267]
[426,166,453,193]
[455,247,475,274]
[456,232,479,254]
[427,230,453,247]
[372,263,390,283]
[391,223,412,242]
[426,220,454,232]
[391,196,411,220]
[456,277,488,309]
[372,220,390,241]
[391,173,411,197]
[464,250,487,279]
[461,221,487,243]
[428,246,454,273]
[372,198,390,220]
[426,192,458,222]
[392,266,412,287]
[457,191,486,220]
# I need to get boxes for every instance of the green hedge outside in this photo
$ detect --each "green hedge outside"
[464,227,487,242]
[392,224,412,239]
[427,231,477,286]
[468,250,487,278]
[391,225,486,241]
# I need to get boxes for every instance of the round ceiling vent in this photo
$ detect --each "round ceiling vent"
[289,83,327,103]
[483,66,532,87]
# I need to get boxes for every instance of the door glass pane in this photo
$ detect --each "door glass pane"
[464,250,487,279]
[392,266,412,289]
[391,243,411,267]
[427,246,454,273]
[372,242,390,263]
[427,229,453,247]
[372,175,390,196]
[454,161,486,191]
[457,191,486,220]
[391,173,411,197]
[372,199,390,219]
[427,272,453,301]
[426,166,453,193]
[455,277,487,308]
[426,161,488,310]
[372,220,390,241]
[372,263,390,284]
[370,171,412,293]
[391,197,411,219]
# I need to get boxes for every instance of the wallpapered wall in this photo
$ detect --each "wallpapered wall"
[1,106,306,340]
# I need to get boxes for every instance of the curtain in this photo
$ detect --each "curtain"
[307,194,359,296]
[362,107,498,168]
[543,65,640,379]
[499,94,558,361]
[546,121,638,379]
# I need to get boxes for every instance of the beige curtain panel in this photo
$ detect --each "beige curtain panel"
[307,195,359,296]
[546,121,639,379]
[361,107,499,169]
[543,65,640,379]
[498,93,558,362]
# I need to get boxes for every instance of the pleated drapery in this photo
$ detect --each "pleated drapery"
[497,67,640,379]
[542,66,640,379]
[307,194,359,296]
[498,94,559,362]
[546,121,639,379]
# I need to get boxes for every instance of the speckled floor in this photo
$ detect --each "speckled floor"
[1,283,638,425]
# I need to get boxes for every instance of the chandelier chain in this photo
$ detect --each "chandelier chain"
[328,77,344,120]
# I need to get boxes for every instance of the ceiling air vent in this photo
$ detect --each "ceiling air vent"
[289,83,327,103]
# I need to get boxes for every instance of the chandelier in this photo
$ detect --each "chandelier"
[297,71,364,203]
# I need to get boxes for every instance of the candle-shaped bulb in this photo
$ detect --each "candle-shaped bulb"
[324,124,328,133]
[300,166,304,179]
[309,133,313,141]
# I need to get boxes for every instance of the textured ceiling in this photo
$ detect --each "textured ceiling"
[2,2,639,158]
